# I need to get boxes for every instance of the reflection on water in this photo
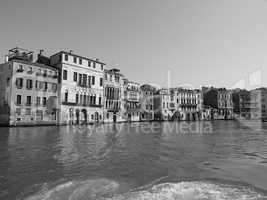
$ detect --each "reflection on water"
[0,121,267,199]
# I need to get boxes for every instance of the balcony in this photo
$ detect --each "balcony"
[26,86,33,90]
[25,102,32,107]
[107,107,120,112]
[15,102,22,106]
[77,82,91,88]
[16,85,23,89]
[62,102,77,106]
[89,104,102,108]
[16,68,24,73]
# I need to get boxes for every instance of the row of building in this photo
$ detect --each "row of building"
[0,47,265,126]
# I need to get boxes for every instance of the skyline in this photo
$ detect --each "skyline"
[0,0,267,89]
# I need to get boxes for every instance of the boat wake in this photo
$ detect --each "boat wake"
[105,181,267,200]
[25,179,267,200]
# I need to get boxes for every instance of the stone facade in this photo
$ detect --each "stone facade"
[103,68,125,122]
[50,51,105,125]
[140,84,156,121]
[203,87,233,120]
[153,89,173,121]
[239,88,267,121]
[173,88,203,121]
[124,80,141,122]
[0,48,58,126]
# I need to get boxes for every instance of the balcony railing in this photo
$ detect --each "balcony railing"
[25,102,32,106]
[16,85,23,89]
[62,102,77,106]
[16,69,24,73]
[77,82,91,88]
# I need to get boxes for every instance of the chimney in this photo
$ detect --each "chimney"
[96,58,99,62]
[69,50,73,54]
[39,49,44,55]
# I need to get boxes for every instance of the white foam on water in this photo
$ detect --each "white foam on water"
[24,179,120,200]
[103,181,267,200]
[24,180,267,200]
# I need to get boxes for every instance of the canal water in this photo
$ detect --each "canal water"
[0,121,267,199]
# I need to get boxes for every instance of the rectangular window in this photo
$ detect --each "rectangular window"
[65,54,68,61]
[52,83,57,92]
[93,96,96,105]
[73,72,77,82]
[63,70,67,80]
[88,76,91,87]
[43,97,47,106]
[82,74,87,87]
[73,57,77,63]
[80,95,83,104]
[101,65,104,71]
[26,96,31,106]
[93,62,95,68]
[83,95,86,105]
[16,78,23,88]
[16,95,22,105]
[92,76,95,85]
[90,96,93,105]
[44,82,48,91]
[78,74,82,86]
[88,61,91,67]
[98,97,102,105]
[64,92,68,102]
[100,78,103,87]
[76,94,79,103]
[79,58,82,65]
[36,97,41,106]
[26,79,32,89]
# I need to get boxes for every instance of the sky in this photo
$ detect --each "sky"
[0,0,267,89]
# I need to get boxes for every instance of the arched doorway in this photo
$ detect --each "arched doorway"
[113,113,117,122]
[186,113,190,121]
[81,109,87,124]
[95,112,99,122]
[192,113,196,121]
[69,108,74,125]
[75,109,80,124]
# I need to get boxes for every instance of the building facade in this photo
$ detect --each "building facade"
[124,80,141,122]
[239,88,267,121]
[153,88,174,121]
[140,84,156,121]
[203,87,233,120]
[0,48,58,126]
[170,88,202,121]
[49,51,105,125]
[103,68,125,122]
